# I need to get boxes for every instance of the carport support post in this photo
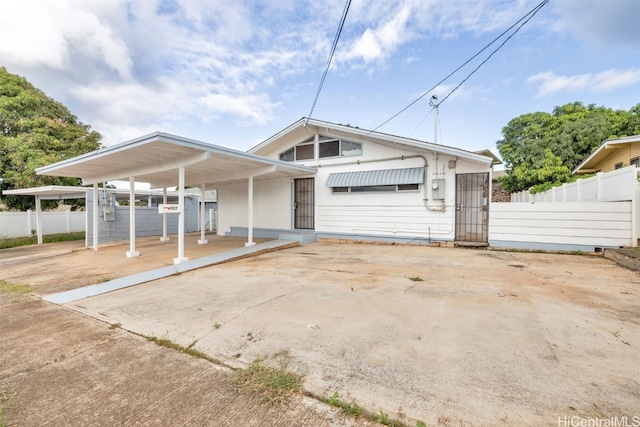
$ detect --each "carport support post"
[160,187,169,242]
[126,177,139,258]
[174,166,188,264]
[245,176,256,247]
[35,195,43,244]
[92,184,98,251]
[198,183,208,244]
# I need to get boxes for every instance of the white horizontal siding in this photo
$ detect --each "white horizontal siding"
[490,202,632,248]
[317,204,454,238]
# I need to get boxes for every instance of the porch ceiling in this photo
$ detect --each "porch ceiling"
[36,132,316,188]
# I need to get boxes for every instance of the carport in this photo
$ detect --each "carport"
[36,132,316,264]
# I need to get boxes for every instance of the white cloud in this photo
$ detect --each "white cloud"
[2,0,625,149]
[197,93,277,125]
[528,69,640,97]
[337,0,543,68]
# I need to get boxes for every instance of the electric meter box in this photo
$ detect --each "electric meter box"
[103,207,116,222]
[431,179,446,200]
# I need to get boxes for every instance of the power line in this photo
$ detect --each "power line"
[437,0,548,107]
[367,0,549,135]
[306,0,352,124]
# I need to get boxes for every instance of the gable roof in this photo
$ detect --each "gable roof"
[249,117,494,165]
[36,132,316,188]
[573,134,640,174]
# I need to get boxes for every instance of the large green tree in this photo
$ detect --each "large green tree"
[0,67,102,210]
[496,101,640,193]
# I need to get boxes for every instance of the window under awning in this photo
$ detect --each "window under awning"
[325,167,425,187]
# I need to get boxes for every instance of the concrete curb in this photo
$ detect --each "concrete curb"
[44,239,299,305]
[604,248,640,271]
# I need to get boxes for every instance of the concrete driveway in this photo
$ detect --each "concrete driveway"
[59,242,640,426]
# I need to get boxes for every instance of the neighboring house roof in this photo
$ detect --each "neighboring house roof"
[573,134,640,174]
[473,149,503,166]
[249,117,495,166]
[491,169,507,181]
[36,132,316,188]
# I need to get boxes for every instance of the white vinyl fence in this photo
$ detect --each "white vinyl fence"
[510,166,637,203]
[0,211,85,238]
[490,166,639,251]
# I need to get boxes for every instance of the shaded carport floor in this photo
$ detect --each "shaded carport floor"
[0,234,272,295]
[62,242,640,426]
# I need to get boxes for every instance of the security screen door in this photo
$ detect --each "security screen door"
[455,172,489,243]
[294,178,314,229]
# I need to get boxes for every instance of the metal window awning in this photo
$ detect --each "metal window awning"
[325,167,424,187]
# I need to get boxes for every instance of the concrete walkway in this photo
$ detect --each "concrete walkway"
[44,239,299,304]
[0,298,358,427]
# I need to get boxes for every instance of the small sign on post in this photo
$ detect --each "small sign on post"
[158,204,182,214]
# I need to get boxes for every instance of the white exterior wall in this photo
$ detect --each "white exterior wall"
[216,176,294,235]
[0,211,85,238]
[312,142,488,240]
[238,136,489,241]
[490,202,633,250]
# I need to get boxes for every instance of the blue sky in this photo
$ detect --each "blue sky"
[1,0,639,159]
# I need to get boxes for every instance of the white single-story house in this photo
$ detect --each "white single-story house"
[34,118,497,262]
[222,118,497,244]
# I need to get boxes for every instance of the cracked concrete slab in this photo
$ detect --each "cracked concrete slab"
[2,237,640,426]
[61,242,640,426]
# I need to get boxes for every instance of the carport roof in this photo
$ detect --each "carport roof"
[2,185,89,200]
[36,132,316,188]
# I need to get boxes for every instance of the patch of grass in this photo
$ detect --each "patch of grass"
[376,410,390,424]
[213,322,221,330]
[323,392,413,427]
[324,392,363,418]
[147,336,213,362]
[0,280,31,295]
[0,232,85,250]
[416,421,427,427]
[0,386,11,427]
[233,357,303,403]
[408,276,424,282]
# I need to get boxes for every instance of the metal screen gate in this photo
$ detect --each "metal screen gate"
[294,178,314,230]
[455,172,489,243]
